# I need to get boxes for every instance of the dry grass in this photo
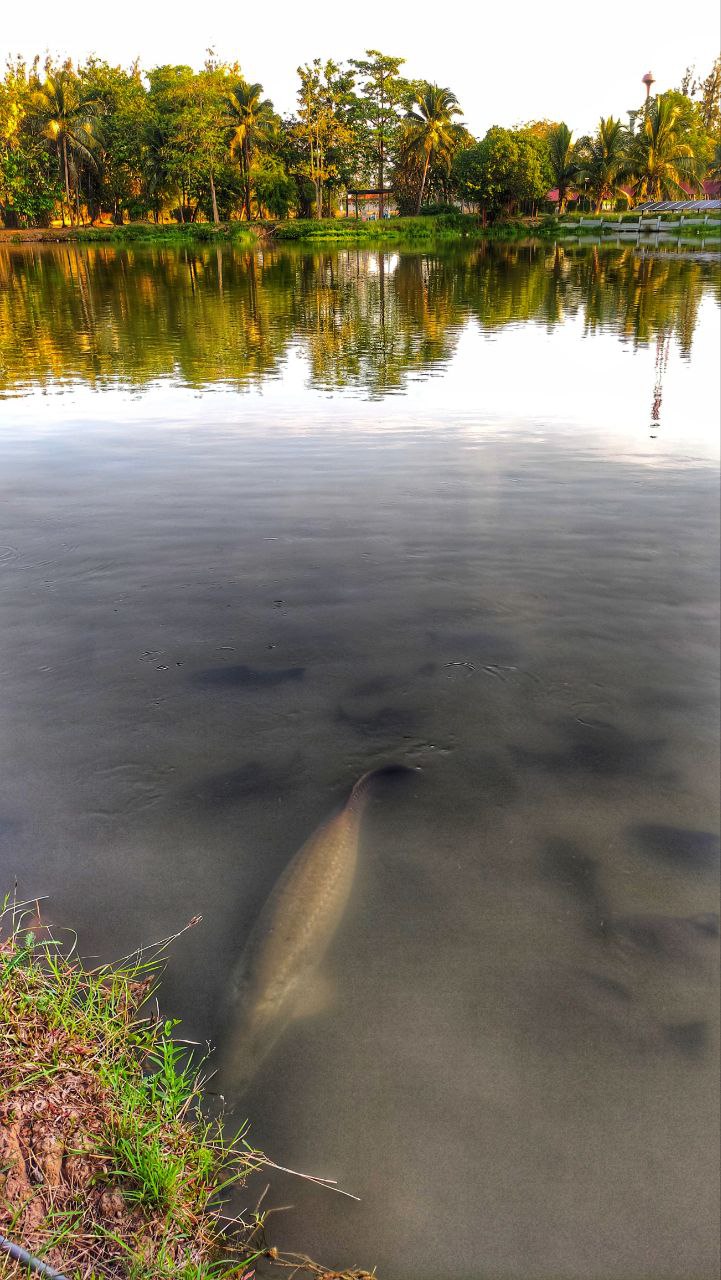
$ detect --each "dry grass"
[0,896,265,1279]
[0,896,375,1280]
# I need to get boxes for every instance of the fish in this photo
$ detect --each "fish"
[217,764,416,1100]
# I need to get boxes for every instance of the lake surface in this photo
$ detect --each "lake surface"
[1,240,719,1279]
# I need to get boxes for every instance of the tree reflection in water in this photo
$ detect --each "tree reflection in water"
[1,241,717,398]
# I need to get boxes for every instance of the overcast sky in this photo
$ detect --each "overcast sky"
[2,0,719,137]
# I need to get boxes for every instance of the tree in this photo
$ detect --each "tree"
[294,60,355,218]
[32,64,98,225]
[224,77,275,219]
[1,57,61,227]
[677,57,721,136]
[76,58,147,224]
[398,83,463,213]
[452,126,549,219]
[349,50,407,217]
[629,93,707,201]
[576,117,631,211]
[251,157,295,218]
[547,122,577,213]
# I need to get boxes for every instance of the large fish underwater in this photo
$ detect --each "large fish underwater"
[217,763,416,1101]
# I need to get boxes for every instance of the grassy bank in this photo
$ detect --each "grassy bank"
[269,213,534,243]
[272,213,481,242]
[0,222,259,246]
[0,897,368,1280]
[2,213,514,246]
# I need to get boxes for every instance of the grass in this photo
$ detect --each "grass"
[0,895,341,1280]
[0,223,259,246]
[75,223,259,246]
[0,893,268,1278]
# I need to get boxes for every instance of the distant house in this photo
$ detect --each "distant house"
[546,178,721,209]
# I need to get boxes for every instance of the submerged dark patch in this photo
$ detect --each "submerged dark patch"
[539,839,612,938]
[630,824,720,871]
[188,762,290,808]
[610,912,721,961]
[191,664,305,689]
[513,720,666,779]
[336,703,418,738]
[664,1020,708,1058]
[350,675,397,698]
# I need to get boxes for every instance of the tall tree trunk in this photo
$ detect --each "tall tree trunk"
[209,170,220,224]
[379,136,384,220]
[62,136,72,226]
[243,138,252,220]
[416,151,431,215]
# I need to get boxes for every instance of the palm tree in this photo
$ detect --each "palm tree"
[400,84,463,214]
[577,117,631,212]
[547,123,577,214]
[629,94,704,202]
[32,67,97,226]
[224,79,274,219]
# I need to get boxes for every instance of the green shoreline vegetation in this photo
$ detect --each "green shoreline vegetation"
[2,207,718,249]
[1,51,719,235]
[0,897,368,1280]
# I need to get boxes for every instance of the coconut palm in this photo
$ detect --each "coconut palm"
[547,123,578,214]
[32,67,97,226]
[400,84,463,213]
[577,117,631,211]
[630,94,704,202]
[224,79,275,219]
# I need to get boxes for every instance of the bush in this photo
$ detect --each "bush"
[419,202,459,216]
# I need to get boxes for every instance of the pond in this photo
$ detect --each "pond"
[1,240,719,1279]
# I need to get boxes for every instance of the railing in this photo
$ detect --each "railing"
[559,213,721,236]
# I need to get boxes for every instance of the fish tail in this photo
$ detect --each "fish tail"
[347,763,420,809]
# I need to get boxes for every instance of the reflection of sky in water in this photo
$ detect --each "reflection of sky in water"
[3,302,719,465]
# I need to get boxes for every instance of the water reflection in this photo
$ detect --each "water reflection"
[1,242,718,398]
[0,242,719,1279]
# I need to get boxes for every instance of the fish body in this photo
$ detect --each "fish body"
[218,766,409,1099]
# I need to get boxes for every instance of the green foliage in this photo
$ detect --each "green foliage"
[1,52,718,229]
[452,126,550,216]
[251,158,296,218]
[546,122,577,212]
[395,83,468,214]
[419,201,460,215]
[575,117,631,211]
[630,92,708,200]
[0,895,267,1277]
[349,50,408,214]
[273,212,481,241]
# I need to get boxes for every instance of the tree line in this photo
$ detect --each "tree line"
[1,50,719,228]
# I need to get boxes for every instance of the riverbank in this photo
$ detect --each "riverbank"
[0,897,367,1280]
[0,223,259,247]
[0,213,532,247]
[540,211,721,240]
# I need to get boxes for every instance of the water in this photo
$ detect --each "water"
[1,240,719,1279]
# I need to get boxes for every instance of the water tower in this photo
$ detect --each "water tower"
[642,71,655,99]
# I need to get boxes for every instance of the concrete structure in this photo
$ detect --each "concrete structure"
[343,189,397,220]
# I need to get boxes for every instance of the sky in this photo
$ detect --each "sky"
[2,0,719,137]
